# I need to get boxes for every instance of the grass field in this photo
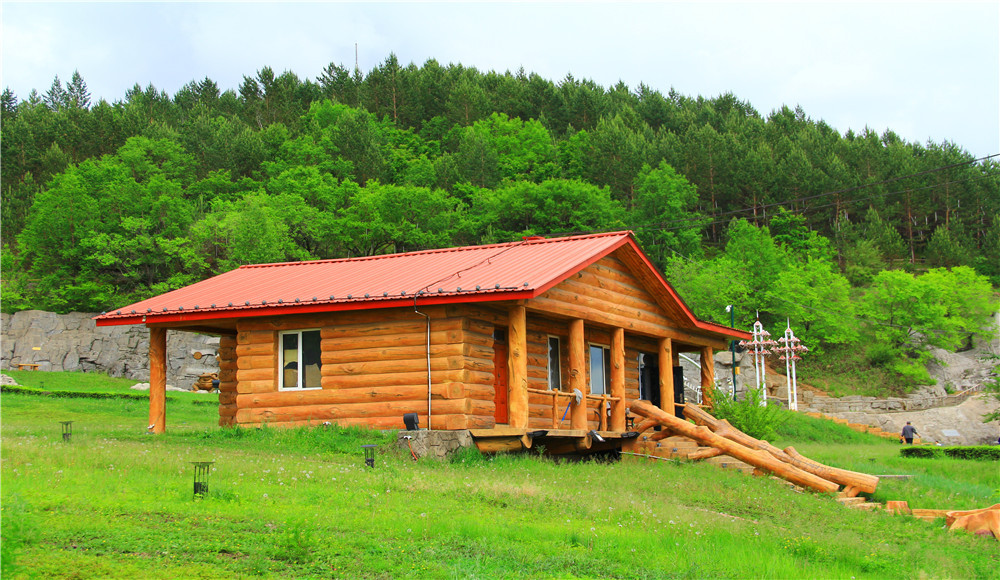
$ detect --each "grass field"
[2,371,998,579]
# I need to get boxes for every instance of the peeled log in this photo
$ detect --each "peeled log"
[783,447,879,495]
[683,403,879,495]
[629,400,839,494]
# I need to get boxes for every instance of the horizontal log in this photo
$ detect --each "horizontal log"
[236,329,274,345]
[455,383,496,401]
[558,277,663,320]
[323,329,466,350]
[236,401,485,425]
[446,304,507,325]
[219,335,237,347]
[322,318,463,340]
[474,436,527,453]
[237,355,275,370]
[236,343,276,357]
[218,346,236,359]
[236,368,276,382]
[236,383,469,408]
[630,400,839,493]
[321,355,491,377]
[321,342,491,365]
[235,379,275,393]
[233,412,473,430]
[318,369,492,390]
[219,391,237,405]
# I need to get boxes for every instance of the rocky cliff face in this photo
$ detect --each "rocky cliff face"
[1,310,219,389]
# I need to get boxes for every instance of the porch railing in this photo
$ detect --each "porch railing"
[526,388,620,431]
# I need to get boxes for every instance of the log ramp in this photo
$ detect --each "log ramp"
[627,400,879,498]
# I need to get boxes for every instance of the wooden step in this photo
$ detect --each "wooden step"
[849,502,881,511]
[911,509,951,521]
[837,496,868,506]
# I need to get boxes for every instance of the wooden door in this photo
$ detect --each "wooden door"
[493,337,509,424]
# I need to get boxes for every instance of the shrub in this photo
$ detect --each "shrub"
[900,446,1000,460]
[710,385,787,441]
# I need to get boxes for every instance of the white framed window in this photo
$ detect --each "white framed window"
[279,329,322,390]
[547,336,562,390]
[589,343,611,395]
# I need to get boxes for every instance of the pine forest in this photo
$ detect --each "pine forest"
[2,56,998,391]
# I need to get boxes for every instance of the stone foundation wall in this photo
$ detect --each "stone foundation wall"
[1,310,220,389]
[397,430,474,459]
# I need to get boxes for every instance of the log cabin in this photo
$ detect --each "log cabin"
[95,231,751,454]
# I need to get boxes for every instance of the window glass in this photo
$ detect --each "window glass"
[301,330,322,389]
[547,337,561,390]
[589,344,607,395]
[280,330,322,390]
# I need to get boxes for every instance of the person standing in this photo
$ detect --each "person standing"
[901,421,918,445]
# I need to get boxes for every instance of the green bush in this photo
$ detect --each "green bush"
[710,385,787,441]
[900,446,1000,460]
[943,446,1000,461]
[900,447,941,459]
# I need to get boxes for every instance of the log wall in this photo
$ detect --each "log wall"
[230,305,500,430]
[217,334,237,426]
[530,255,728,350]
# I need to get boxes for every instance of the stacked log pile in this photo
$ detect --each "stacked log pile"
[628,400,879,497]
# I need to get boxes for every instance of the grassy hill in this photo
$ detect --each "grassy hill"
[2,371,997,579]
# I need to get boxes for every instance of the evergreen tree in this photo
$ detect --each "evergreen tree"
[66,70,91,109]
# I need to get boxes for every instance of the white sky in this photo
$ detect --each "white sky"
[2,1,998,158]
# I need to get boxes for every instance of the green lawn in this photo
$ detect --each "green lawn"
[2,372,998,579]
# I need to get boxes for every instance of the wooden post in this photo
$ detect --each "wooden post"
[700,346,715,408]
[569,318,587,430]
[149,327,167,434]
[508,305,528,429]
[658,337,673,414]
[610,327,625,431]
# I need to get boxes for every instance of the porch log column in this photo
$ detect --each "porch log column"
[701,346,715,408]
[610,327,626,431]
[508,305,529,429]
[569,318,587,430]
[657,337,673,414]
[148,327,167,434]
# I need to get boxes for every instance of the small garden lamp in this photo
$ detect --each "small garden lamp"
[191,461,214,498]
[361,444,377,468]
[59,420,73,442]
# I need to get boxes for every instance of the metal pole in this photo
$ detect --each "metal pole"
[728,305,736,398]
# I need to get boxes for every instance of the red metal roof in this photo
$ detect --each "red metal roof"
[94,231,750,340]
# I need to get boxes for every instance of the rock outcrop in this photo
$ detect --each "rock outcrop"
[1,310,219,389]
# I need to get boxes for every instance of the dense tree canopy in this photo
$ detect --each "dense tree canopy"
[2,56,997,387]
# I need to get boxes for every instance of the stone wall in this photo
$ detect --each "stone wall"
[1,310,220,389]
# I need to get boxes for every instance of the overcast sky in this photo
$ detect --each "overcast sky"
[3,1,998,158]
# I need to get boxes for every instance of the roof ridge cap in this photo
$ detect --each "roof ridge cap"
[238,231,633,269]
